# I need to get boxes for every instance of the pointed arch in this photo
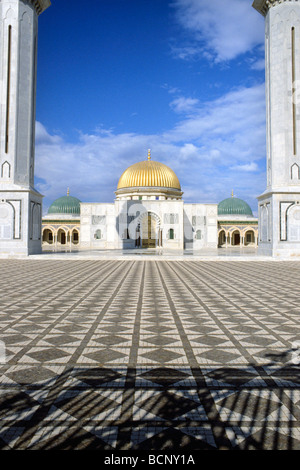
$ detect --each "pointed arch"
[291,163,300,179]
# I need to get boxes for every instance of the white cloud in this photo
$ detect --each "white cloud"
[161,84,182,95]
[170,96,200,114]
[35,82,266,214]
[250,58,265,71]
[171,0,265,62]
[230,162,259,172]
[164,84,266,150]
[179,143,199,160]
[170,45,202,61]
[35,121,63,145]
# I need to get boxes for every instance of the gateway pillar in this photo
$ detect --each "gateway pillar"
[0,0,50,255]
[253,0,300,256]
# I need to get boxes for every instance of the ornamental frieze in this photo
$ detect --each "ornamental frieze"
[253,0,299,16]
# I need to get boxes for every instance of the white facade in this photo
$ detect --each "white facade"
[80,200,218,251]
[0,0,50,255]
[254,0,300,256]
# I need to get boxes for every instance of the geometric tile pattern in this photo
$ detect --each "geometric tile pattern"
[0,259,300,449]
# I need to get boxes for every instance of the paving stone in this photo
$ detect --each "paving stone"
[0,259,299,449]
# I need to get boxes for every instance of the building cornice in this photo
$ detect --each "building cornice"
[27,0,51,15]
[115,186,183,197]
[42,220,80,224]
[218,220,258,225]
[253,0,299,16]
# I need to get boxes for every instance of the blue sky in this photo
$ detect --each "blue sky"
[34,0,266,214]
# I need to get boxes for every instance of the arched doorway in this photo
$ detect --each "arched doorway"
[244,230,255,246]
[42,228,54,244]
[141,213,156,248]
[139,212,161,248]
[57,229,67,245]
[218,230,226,246]
[231,230,241,246]
[72,229,79,244]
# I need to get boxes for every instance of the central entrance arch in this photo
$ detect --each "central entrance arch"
[142,213,156,248]
[232,230,241,246]
[138,211,162,248]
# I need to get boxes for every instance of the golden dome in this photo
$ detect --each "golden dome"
[117,155,181,191]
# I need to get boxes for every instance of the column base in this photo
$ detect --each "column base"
[0,189,43,256]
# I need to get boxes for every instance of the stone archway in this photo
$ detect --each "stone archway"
[244,229,255,246]
[0,202,14,240]
[72,228,80,244]
[138,211,161,248]
[218,230,226,247]
[231,230,241,246]
[42,228,54,244]
[57,228,67,245]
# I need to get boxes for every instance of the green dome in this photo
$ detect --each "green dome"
[48,195,81,215]
[218,196,253,216]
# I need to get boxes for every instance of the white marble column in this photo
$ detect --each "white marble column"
[253,0,300,256]
[0,0,50,255]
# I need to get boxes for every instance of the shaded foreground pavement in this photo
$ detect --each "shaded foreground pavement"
[0,259,299,450]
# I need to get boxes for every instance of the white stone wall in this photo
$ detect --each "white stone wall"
[258,191,300,257]
[0,1,49,256]
[80,200,218,251]
[116,199,185,249]
[184,204,218,249]
[80,203,117,249]
[0,189,42,255]
[265,2,300,191]
[0,0,38,188]
[256,1,300,256]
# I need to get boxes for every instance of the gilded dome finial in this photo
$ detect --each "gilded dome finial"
[231,189,234,198]
[67,187,70,196]
[148,149,151,161]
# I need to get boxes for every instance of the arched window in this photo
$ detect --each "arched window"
[196,230,202,240]
[94,229,102,240]
[245,230,254,245]
[291,163,300,180]
[57,229,67,245]
[72,229,79,244]
[168,228,174,240]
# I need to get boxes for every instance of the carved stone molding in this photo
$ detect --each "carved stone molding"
[23,0,51,16]
[253,0,299,16]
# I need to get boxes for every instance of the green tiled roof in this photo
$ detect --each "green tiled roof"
[218,197,253,216]
[48,195,81,215]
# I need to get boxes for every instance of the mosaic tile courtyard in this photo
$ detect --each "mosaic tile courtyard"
[0,259,299,450]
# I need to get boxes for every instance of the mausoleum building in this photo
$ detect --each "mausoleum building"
[42,152,257,251]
